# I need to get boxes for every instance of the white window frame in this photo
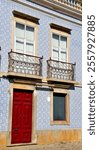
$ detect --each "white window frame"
[13,17,38,56]
[51,29,71,63]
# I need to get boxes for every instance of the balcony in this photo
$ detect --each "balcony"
[47,58,76,84]
[8,51,43,80]
[52,0,82,11]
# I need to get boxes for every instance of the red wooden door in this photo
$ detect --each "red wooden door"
[11,89,32,144]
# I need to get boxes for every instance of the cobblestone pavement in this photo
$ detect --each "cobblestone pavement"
[1,142,82,150]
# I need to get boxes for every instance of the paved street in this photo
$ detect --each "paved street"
[1,142,82,150]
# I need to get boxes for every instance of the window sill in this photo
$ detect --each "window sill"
[50,120,70,125]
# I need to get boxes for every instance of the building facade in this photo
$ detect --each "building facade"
[0,0,82,148]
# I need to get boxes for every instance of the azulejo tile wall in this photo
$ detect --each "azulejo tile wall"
[0,79,9,131]
[0,0,82,131]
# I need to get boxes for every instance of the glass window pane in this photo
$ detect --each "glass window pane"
[16,40,24,53]
[53,93,66,121]
[53,49,59,60]
[26,43,34,54]
[52,34,59,47]
[26,26,34,41]
[16,23,25,38]
[60,36,67,49]
[61,51,66,61]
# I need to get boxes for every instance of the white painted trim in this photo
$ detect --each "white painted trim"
[50,29,71,63]
[13,17,38,56]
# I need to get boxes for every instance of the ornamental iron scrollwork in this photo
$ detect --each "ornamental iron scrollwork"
[52,0,82,11]
[47,58,76,81]
[8,51,43,76]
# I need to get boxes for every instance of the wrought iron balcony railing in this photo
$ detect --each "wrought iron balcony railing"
[8,51,43,77]
[51,0,82,11]
[47,58,76,81]
[27,0,82,11]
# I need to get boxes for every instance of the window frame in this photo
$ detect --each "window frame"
[50,88,70,125]
[50,28,71,63]
[12,17,38,56]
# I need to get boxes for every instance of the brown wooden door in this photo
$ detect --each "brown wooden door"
[11,89,32,144]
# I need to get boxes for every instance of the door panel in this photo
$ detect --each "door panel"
[11,89,32,144]
[22,92,32,143]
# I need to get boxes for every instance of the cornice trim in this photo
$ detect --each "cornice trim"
[28,0,82,21]
[50,23,71,34]
[13,10,40,24]
[10,0,82,25]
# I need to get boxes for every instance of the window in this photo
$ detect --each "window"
[52,33,67,62]
[51,89,70,125]
[15,22,34,55]
[50,27,71,62]
[53,93,66,121]
[14,17,38,56]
